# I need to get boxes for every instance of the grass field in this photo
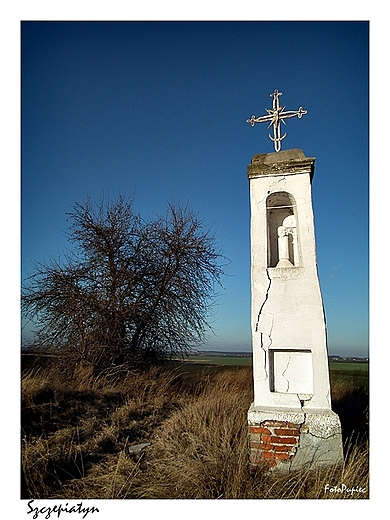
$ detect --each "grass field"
[329,362,368,372]
[21,354,369,500]
[186,355,252,366]
[186,354,369,373]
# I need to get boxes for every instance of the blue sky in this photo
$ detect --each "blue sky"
[21,21,369,357]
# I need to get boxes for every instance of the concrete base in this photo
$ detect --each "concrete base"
[248,404,343,471]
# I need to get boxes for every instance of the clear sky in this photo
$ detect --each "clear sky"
[21,21,369,357]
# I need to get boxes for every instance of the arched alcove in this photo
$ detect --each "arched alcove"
[266,192,299,267]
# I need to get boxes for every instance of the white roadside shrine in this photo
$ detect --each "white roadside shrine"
[246,92,343,470]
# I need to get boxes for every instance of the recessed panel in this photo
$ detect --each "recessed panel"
[270,349,313,394]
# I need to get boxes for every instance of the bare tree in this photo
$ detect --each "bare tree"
[22,197,225,368]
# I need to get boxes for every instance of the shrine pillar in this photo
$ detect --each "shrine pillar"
[247,148,343,471]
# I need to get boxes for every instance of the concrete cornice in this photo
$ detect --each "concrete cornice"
[247,148,315,181]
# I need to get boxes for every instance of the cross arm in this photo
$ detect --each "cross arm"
[246,113,274,127]
[279,107,307,121]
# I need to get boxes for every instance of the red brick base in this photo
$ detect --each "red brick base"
[249,420,301,468]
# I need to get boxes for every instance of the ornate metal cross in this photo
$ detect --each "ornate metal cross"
[246,89,307,152]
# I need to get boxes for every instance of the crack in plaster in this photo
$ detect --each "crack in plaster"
[281,355,292,392]
[259,333,267,379]
[325,388,332,408]
[304,430,341,441]
[255,268,272,378]
[255,268,271,332]
[299,395,313,408]
[283,418,342,470]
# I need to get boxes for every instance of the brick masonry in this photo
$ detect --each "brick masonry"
[248,420,302,468]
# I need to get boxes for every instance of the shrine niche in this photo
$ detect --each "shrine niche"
[266,191,299,268]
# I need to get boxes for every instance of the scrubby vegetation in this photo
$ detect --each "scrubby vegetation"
[21,359,368,499]
[22,198,225,368]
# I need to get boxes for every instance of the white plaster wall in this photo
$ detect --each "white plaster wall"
[249,159,331,411]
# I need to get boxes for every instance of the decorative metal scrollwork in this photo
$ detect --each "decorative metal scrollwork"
[246,90,307,152]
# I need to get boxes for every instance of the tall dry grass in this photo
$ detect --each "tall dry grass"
[139,369,254,498]
[137,368,368,499]
[22,363,184,498]
[21,361,368,499]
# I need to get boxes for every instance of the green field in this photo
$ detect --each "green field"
[187,355,368,371]
[329,361,368,372]
[187,355,252,366]
[184,355,368,392]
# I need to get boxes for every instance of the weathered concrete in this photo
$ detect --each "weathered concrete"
[247,148,343,470]
[248,406,343,470]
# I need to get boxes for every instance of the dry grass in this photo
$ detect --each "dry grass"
[21,361,369,499]
[139,369,254,499]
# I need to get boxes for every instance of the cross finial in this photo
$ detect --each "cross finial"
[246,90,307,152]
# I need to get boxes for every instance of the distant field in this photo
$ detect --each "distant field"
[186,355,252,366]
[329,362,368,372]
[181,355,368,394]
[186,355,369,371]
[329,362,368,392]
